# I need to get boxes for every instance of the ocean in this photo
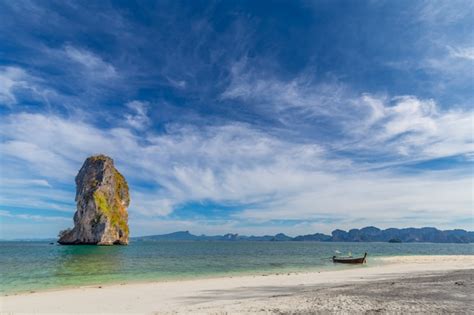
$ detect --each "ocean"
[1,240,472,294]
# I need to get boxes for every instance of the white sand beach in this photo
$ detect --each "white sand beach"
[1,255,472,314]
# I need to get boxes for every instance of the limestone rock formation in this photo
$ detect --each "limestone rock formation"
[58,155,130,245]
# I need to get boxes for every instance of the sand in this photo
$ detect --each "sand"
[1,255,472,314]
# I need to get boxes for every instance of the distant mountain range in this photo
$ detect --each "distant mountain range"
[134,226,474,243]
[134,231,293,242]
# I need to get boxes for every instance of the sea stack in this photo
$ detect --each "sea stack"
[58,155,130,245]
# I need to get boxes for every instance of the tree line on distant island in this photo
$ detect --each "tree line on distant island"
[134,226,474,243]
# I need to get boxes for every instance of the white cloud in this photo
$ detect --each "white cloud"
[0,66,26,105]
[221,59,350,117]
[353,95,474,159]
[236,171,472,221]
[406,1,474,80]
[0,66,56,107]
[124,100,150,130]
[166,76,187,89]
[448,46,474,61]
[0,210,71,239]
[221,61,474,161]
[0,178,51,188]
[417,0,474,25]
[0,64,471,232]
[421,46,474,78]
[64,45,117,78]
[131,192,174,216]
[0,210,69,222]
[0,174,75,213]
[0,111,472,233]
[1,141,76,179]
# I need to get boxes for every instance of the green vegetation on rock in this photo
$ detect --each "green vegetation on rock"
[114,169,130,205]
[93,184,129,237]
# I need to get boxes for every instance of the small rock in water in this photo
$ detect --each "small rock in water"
[454,281,464,286]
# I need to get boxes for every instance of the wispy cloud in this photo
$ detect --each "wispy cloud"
[0,66,25,106]
[222,60,474,162]
[64,45,118,79]
[353,95,474,159]
[0,210,71,239]
[0,66,55,108]
[447,46,474,61]
[166,77,187,89]
[0,172,75,213]
[0,178,51,188]
[1,111,472,233]
[417,0,474,25]
[124,100,151,130]
[0,210,69,222]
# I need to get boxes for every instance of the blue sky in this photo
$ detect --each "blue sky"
[0,0,473,239]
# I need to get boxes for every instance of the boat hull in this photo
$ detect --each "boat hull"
[332,253,367,264]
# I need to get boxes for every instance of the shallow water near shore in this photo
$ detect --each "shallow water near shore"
[1,240,472,294]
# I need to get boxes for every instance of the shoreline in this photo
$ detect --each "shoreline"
[0,262,356,296]
[0,254,450,296]
[0,259,365,296]
[0,253,468,296]
[1,255,473,313]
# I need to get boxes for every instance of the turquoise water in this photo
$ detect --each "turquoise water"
[1,241,472,294]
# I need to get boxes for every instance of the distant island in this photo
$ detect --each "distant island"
[134,226,474,243]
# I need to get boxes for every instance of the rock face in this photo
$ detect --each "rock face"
[58,155,130,245]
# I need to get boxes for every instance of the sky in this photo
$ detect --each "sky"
[0,0,473,239]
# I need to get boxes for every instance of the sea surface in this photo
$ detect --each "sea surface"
[1,240,472,294]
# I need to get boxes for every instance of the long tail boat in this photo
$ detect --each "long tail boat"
[332,252,367,264]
